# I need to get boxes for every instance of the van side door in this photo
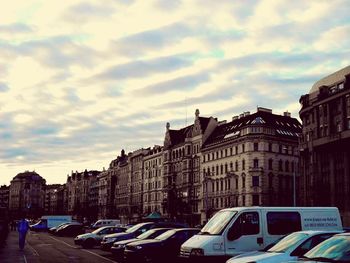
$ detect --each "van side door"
[225,210,264,256]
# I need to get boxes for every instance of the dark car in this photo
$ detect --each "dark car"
[48,222,80,234]
[111,228,173,261]
[55,223,85,237]
[124,228,200,263]
[74,226,126,248]
[100,222,187,251]
[289,232,350,262]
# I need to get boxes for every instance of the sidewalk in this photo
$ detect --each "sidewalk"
[0,230,28,263]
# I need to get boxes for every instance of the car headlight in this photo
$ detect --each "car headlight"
[190,248,204,256]
[136,245,143,250]
[105,237,117,243]
[117,244,126,248]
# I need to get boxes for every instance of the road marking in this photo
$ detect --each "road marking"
[27,242,39,256]
[47,236,77,248]
[23,255,28,263]
[81,249,117,263]
[48,236,116,263]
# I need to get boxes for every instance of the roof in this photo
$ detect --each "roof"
[309,65,350,95]
[13,171,44,181]
[203,111,301,148]
[168,117,211,147]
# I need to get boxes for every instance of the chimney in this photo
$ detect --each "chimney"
[284,111,291,117]
[244,111,250,117]
[232,116,238,121]
[239,113,244,118]
[257,107,272,114]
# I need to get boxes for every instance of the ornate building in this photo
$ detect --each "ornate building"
[201,108,301,224]
[299,65,350,225]
[44,184,62,215]
[114,149,130,223]
[143,145,163,215]
[163,110,218,225]
[9,171,46,218]
[0,185,9,210]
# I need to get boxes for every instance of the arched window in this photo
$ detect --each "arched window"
[253,158,259,168]
[242,159,245,170]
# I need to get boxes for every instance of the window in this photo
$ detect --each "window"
[254,143,259,151]
[269,143,272,152]
[242,176,246,188]
[253,158,259,168]
[279,160,283,171]
[252,195,259,205]
[285,161,289,172]
[267,212,301,235]
[242,144,245,152]
[268,174,273,188]
[235,161,238,171]
[235,146,238,154]
[235,178,238,189]
[269,159,273,170]
[279,145,282,153]
[252,176,259,187]
[230,212,260,236]
[242,159,245,170]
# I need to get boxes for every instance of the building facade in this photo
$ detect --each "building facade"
[299,65,350,225]
[143,145,163,215]
[115,150,130,223]
[163,110,218,225]
[44,184,62,215]
[9,171,46,218]
[0,185,9,210]
[201,107,301,224]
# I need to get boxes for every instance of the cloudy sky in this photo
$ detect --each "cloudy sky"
[1,0,349,185]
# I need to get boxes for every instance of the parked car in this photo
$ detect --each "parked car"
[48,222,80,234]
[288,232,350,262]
[100,222,187,251]
[226,230,342,263]
[111,228,173,261]
[91,219,121,229]
[74,226,126,248]
[124,228,200,263]
[55,223,85,237]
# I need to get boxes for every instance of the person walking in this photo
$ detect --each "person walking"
[17,216,30,250]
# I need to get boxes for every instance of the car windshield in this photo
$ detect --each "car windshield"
[125,223,148,233]
[155,230,176,240]
[304,236,350,261]
[268,233,308,253]
[92,227,107,234]
[137,229,156,239]
[200,210,237,235]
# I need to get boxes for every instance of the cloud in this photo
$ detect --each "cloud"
[135,72,210,95]
[63,2,116,23]
[0,82,9,92]
[0,23,33,34]
[94,54,193,81]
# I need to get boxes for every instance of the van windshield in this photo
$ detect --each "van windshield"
[200,210,237,235]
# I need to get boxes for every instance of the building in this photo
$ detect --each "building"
[66,170,100,220]
[9,171,46,218]
[143,145,163,216]
[201,107,301,224]
[299,65,350,225]
[44,184,62,215]
[162,109,218,225]
[0,185,9,210]
[98,162,117,219]
[115,150,130,223]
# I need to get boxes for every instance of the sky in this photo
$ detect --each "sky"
[1,0,350,185]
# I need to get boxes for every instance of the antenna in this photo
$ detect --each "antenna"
[185,96,188,126]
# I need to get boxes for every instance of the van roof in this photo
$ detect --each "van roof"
[220,207,339,212]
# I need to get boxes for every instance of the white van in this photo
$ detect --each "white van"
[91,219,121,229]
[180,207,342,261]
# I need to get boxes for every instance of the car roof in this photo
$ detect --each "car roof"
[292,230,344,235]
[334,232,350,237]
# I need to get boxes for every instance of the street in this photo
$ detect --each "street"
[1,231,117,263]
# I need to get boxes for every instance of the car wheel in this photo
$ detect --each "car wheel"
[83,239,95,249]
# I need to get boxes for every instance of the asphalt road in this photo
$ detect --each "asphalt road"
[23,231,117,263]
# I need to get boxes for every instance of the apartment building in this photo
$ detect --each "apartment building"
[201,108,301,224]
[299,65,350,225]
[143,145,163,215]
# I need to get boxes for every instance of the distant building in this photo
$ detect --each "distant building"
[9,171,46,218]
[299,65,350,225]
[201,107,301,224]
[66,170,100,220]
[98,162,117,219]
[163,110,218,225]
[114,150,130,223]
[0,185,9,210]
[44,184,62,215]
[143,145,163,216]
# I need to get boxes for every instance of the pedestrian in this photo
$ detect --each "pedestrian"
[17,215,30,250]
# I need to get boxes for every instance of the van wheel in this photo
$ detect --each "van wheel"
[83,239,95,249]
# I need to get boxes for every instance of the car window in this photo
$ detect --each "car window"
[267,212,301,235]
[292,234,335,257]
